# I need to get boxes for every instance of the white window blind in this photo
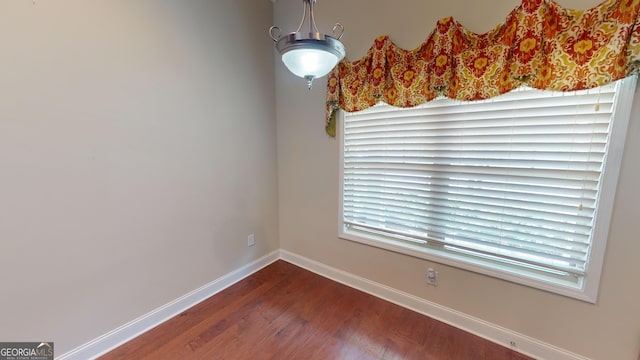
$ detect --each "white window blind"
[340,77,636,300]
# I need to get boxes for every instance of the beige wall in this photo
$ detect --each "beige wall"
[0,0,278,355]
[275,1,640,359]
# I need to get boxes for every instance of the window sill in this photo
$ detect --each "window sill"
[339,228,597,303]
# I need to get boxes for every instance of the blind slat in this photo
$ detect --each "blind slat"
[344,200,593,238]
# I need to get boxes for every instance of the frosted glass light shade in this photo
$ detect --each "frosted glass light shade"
[273,32,345,89]
[282,48,341,79]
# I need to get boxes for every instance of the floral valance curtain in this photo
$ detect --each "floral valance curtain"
[325,0,640,137]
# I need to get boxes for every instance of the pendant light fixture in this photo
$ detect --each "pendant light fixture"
[270,0,345,90]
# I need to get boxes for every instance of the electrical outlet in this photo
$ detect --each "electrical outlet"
[426,268,438,286]
[247,234,255,247]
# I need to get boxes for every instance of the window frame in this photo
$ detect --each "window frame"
[338,76,637,303]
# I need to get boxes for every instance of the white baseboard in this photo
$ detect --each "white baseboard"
[56,250,280,360]
[279,250,590,360]
[58,249,589,360]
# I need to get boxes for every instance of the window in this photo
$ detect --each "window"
[339,76,636,302]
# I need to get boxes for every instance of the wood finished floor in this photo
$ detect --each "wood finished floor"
[100,260,534,360]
